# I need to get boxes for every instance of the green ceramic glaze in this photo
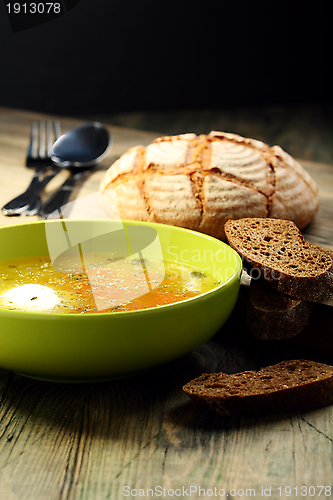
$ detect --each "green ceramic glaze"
[0,219,242,382]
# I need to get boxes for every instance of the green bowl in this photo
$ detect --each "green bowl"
[0,219,242,382]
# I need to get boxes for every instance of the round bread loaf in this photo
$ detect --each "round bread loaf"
[99,131,319,240]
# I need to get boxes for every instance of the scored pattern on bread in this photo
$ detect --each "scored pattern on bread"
[100,132,319,241]
[183,360,333,416]
[198,175,268,240]
[208,139,274,196]
[144,174,202,229]
[268,150,319,230]
[224,218,333,302]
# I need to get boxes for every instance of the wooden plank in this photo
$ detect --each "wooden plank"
[0,107,332,500]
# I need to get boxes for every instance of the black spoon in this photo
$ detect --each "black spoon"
[38,122,111,218]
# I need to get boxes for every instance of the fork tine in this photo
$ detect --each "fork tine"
[54,121,61,141]
[38,121,46,158]
[26,120,61,167]
[46,121,53,158]
[27,121,38,160]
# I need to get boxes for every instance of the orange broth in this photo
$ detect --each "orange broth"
[0,254,220,314]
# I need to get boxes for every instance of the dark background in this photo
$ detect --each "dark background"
[0,1,331,116]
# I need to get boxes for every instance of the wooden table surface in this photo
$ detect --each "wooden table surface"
[0,107,333,500]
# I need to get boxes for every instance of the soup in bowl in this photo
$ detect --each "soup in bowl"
[0,219,242,382]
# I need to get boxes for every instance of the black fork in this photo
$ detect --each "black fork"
[2,120,62,216]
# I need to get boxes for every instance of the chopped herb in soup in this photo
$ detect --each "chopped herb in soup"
[0,254,220,314]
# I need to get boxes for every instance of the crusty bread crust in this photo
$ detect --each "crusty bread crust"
[183,360,333,416]
[100,132,319,241]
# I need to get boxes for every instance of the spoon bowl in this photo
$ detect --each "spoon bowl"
[51,122,111,167]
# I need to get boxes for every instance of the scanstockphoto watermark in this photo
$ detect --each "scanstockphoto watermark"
[166,245,283,282]
[166,245,240,283]
[123,485,333,497]
[236,252,283,281]
[122,485,256,497]
[243,264,283,282]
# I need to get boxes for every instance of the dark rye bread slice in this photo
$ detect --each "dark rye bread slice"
[224,218,333,302]
[307,241,333,262]
[246,278,313,340]
[183,360,333,416]
[243,242,333,340]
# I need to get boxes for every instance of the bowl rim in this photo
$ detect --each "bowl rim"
[0,219,242,318]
